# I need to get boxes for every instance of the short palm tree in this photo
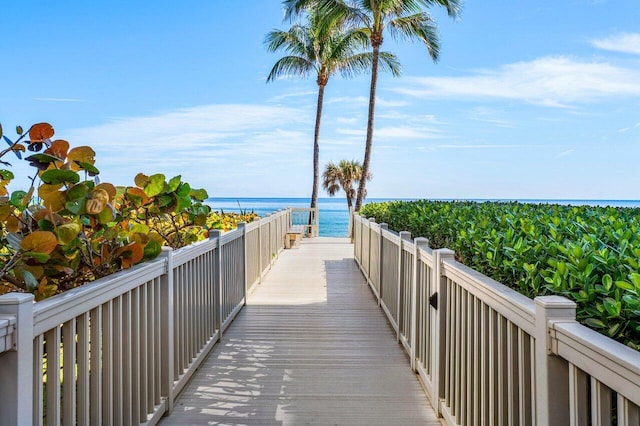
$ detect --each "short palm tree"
[322,159,370,209]
[285,0,462,211]
[266,8,399,210]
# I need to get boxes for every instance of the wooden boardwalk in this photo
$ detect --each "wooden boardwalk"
[162,237,439,425]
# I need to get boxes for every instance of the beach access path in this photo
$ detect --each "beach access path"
[161,237,438,425]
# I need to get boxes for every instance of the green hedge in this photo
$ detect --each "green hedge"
[360,200,640,349]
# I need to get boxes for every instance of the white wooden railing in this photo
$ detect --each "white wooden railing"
[353,214,640,426]
[290,207,319,237]
[0,209,291,426]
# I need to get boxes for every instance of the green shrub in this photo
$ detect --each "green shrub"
[361,200,640,349]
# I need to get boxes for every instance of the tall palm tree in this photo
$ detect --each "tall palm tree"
[285,0,462,211]
[266,9,399,210]
[322,159,370,209]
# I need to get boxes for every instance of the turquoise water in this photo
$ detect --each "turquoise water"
[206,198,640,238]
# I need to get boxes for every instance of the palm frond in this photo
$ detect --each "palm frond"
[417,0,462,18]
[264,26,311,57]
[283,0,320,22]
[388,12,440,60]
[335,52,374,78]
[266,56,314,82]
[377,51,402,76]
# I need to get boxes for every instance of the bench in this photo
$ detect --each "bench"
[285,225,305,249]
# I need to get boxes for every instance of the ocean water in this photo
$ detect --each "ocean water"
[207,197,355,237]
[206,198,640,238]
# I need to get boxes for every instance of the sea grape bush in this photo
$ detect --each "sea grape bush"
[0,122,237,300]
[360,200,640,349]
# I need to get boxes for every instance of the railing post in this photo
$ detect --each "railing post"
[211,230,223,337]
[0,293,34,425]
[431,248,455,416]
[534,296,576,426]
[378,222,388,307]
[411,237,429,372]
[256,217,263,285]
[267,213,274,262]
[158,248,175,415]
[398,231,411,342]
[238,222,247,305]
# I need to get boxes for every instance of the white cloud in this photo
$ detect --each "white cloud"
[326,95,409,107]
[435,144,537,149]
[592,33,640,55]
[375,126,442,139]
[618,122,640,133]
[35,97,84,102]
[396,56,640,107]
[555,149,575,159]
[336,117,360,124]
[269,90,317,101]
[468,107,513,127]
[336,125,441,140]
[62,104,313,189]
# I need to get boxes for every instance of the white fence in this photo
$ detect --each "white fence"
[353,214,640,426]
[290,207,319,237]
[0,209,291,426]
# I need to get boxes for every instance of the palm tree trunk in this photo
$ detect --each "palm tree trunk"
[355,43,380,212]
[311,83,326,209]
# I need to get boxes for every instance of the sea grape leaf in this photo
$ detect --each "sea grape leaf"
[126,187,150,206]
[45,140,70,159]
[75,161,99,176]
[23,251,51,263]
[29,123,54,141]
[41,169,80,185]
[67,146,95,171]
[97,204,115,224]
[176,182,190,197]
[0,205,12,221]
[143,174,165,197]
[40,189,66,212]
[21,231,58,254]
[10,190,28,208]
[0,170,14,180]
[134,173,149,188]
[67,183,90,201]
[57,222,82,245]
[143,240,162,261]
[190,188,208,201]
[95,183,117,201]
[21,269,39,291]
[168,175,181,192]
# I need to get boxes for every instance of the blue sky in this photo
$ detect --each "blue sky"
[2,1,639,199]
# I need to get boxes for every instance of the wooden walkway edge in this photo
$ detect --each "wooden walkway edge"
[161,237,439,425]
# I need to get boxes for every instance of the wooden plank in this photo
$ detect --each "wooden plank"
[163,237,438,425]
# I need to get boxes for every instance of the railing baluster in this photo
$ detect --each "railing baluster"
[591,378,612,426]
[130,288,141,425]
[113,295,123,423]
[77,313,90,426]
[89,307,102,425]
[45,325,61,426]
[34,334,44,426]
[62,318,77,425]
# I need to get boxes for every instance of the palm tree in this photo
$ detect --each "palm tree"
[322,159,370,209]
[266,9,399,211]
[285,0,462,211]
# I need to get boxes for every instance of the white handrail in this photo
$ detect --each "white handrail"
[0,207,296,425]
[351,210,640,426]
